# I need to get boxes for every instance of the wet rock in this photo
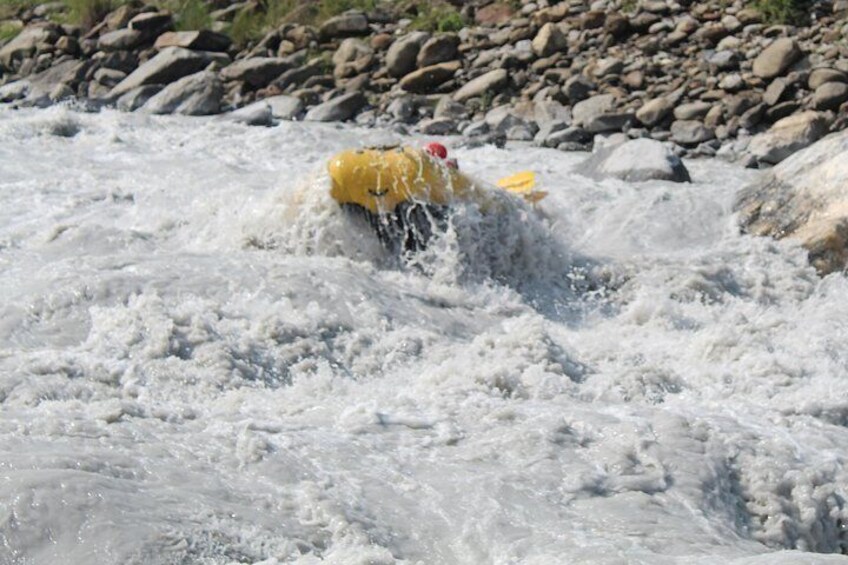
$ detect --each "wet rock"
[736,129,848,274]
[220,57,290,88]
[116,84,162,111]
[305,91,367,122]
[110,47,214,99]
[532,22,566,57]
[813,82,848,111]
[143,70,222,115]
[0,24,60,70]
[752,38,801,79]
[223,100,273,126]
[636,97,673,126]
[417,34,459,68]
[24,59,87,105]
[0,80,30,102]
[542,125,590,147]
[386,31,428,78]
[263,94,303,120]
[671,120,715,145]
[747,111,830,165]
[453,69,508,103]
[418,117,457,135]
[154,30,231,52]
[320,11,369,38]
[577,138,691,183]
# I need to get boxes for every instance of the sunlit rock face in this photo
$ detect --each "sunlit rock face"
[736,129,848,275]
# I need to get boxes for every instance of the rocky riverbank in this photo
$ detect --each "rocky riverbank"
[1,0,847,165]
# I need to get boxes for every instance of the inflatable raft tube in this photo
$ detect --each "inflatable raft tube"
[327,146,482,214]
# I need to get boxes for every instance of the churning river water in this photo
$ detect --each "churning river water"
[1,106,847,564]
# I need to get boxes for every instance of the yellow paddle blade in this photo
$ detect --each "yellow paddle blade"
[497,171,536,194]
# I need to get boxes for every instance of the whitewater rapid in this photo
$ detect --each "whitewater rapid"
[0,106,846,564]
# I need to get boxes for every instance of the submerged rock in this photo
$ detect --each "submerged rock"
[736,129,848,274]
[576,138,691,183]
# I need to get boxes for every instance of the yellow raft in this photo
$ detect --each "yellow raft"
[328,146,542,214]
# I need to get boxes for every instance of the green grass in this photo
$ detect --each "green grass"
[173,0,211,30]
[0,19,23,41]
[752,0,808,24]
[409,3,465,32]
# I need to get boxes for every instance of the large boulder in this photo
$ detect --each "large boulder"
[576,138,691,183]
[572,94,632,133]
[142,70,223,115]
[636,97,673,127]
[747,111,830,165]
[0,24,60,70]
[304,91,367,122]
[386,31,428,78]
[109,47,215,99]
[24,59,88,105]
[752,38,801,79]
[735,129,848,274]
[453,69,508,102]
[98,29,146,51]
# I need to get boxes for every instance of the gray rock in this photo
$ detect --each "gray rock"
[260,95,302,120]
[543,125,589,147]
[707,50,739,71]
[813,82,848,111]
[763,78,790,106]
[533,100,571,128]
[573,94,614,126]
[223,100,274,126]
[154,30,231,52]
[532,22,566,57]
[434,96,469,120]
[747,111,830,165]
[507,124,536,141]
[110,47,214,99]
[24,59,87,105]
[274,59,325,91]
[577,138,691,183]
[0,24,60,70]
[462,120,490,137]
[220,57,291,88]
[0,80,30,102]
[736,128,848,274]
[636,97,673,126]
[98,29,146,52]
[671,120,715,145]
[93,67,126,87]
[418,117,457,135]
[453,69,508,103]
[387,96,416,122]
[128,11,173,34]
[386,31,428,78]
[674,101,712,121]
[417,34,460,68]
[319,11,369,38]
[116,84,162,111]
[485,105,535,134]
[399,61,460,94]
[332,38,373,67]
[143,70,223,115]
[593,57,623,78]
[562,75,594,103]
[808,68,847,90]
[752,38,801,79]
[305,91,367,122]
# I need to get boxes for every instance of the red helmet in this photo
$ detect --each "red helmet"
[424,142,448,160]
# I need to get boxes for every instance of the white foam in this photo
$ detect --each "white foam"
[0,107,846,564]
